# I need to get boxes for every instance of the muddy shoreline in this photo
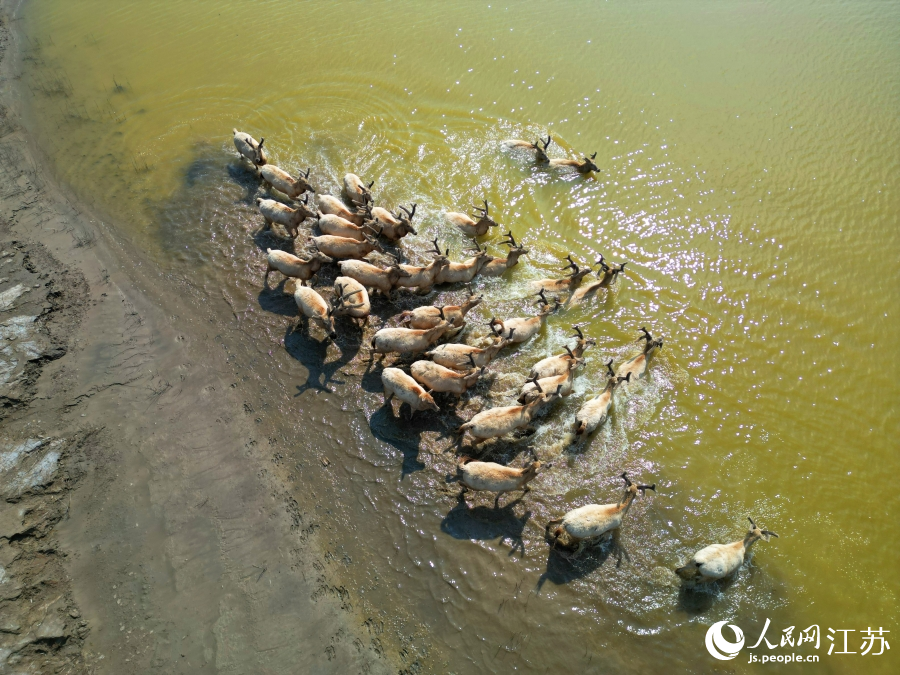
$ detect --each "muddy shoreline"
[0,3,399,673]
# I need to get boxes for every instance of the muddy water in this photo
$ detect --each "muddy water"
[16,0,899,672]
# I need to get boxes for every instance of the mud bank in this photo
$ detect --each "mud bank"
[0,6,396,674]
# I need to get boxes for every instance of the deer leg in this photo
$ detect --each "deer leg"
[494,492,505,509]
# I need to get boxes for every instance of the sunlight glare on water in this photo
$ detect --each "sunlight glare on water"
[19,0,900,672]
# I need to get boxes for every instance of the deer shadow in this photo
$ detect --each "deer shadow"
[675,576,737,616]
[225,159,263,205]
[368,399,464,478]
[284,322,347,394]
[536,533,630,591]
[440,491,531,556]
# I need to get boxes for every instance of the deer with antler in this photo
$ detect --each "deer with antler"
[399,294,483,330]
[500,135,552,163]
[574,360,630,435]
[342,173,375,207]
[316,193,369,226]
[481,231,530,277]
[488,289,561,344]
[529,326,597,379]
[518,358,582,404]
[425,327,515,371]
[369,203,418,241]
[567,255,628,305]
[676,518,779,587]
[233,129,267,168]
[411,354,484,398]
[332,277,370,325]
[550,151,600,175]
[338,259,411,298]
[616,327,664,382]
[396,238,451,294]
[546,472,656,554]
[434,240,493,285]
[446,199,500,238]
[256,195,316,237]
[261,164,314,200]
[530,255,594,294]
[457,384,564,446]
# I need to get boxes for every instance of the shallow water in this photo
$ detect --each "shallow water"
[17,0,899,672]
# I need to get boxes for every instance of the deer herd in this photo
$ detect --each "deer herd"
[232,128,778,589]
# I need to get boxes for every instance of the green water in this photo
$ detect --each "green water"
[17,0,899,672]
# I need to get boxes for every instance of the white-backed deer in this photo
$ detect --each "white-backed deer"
[317,212,370,241]
[546,472,655,554]
[410,357,483,398]
[381,367,439,419]
[371,322,453,356]
[338,260,411,298]
[480,231,529,277]
[518,358,582,404]
[332,276,370,325]
[395,240,451,294]
[616,327,664,382]
[399,294,482,330]
[264,248,333,286]
[312,230,384,260]
[574,360,629,435]
[343,173,374,207]
[369,203,417,241]
[457,457,545,507]
[316,193,368,226]
[529,326,596,379]
[257,196,316,237]
[500,135,551,163]
[457,384,563,446]
[233,129,267,167]
[261,164,313,199]
[530,255,593,293]
[434,242,493,285]
[425,328,515,371]
[675,517,779,587]
[488,290,560,344]
[446,199,500,238]
[293,285,338,340]
[549,151,599,174]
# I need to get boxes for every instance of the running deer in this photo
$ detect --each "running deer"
[434,242,493,285]
[518,358,582,404]
[549,151,599,174]
[343,173,374,207]
[316,194,368,226]
[410,356,484,398]
[488,289,560,344]
[446,199,500,238]
[529,325,596,379]
[292,285,338,340]
[316,212,370,241]
[546,472,655,554]
[261,165,314,199]
[338,260,411,298]
[480,231,530,277]
[381,367,440,419]
[311,229,385,260]
[371,321,453,357]
[264,248,333,286]
[616,327,664,382]
[567,256,627,305]
[500,135,552,163]
[529,255,593,293]
[457,384,563,446]
[257,196,316,237]
[574,361,629,435]
[399,294,483,329]
[457,457,545,507]
[395,240,451,294]
[675,518,779,587]
[332,277,370,325]
[370,203,418,241]
[425,327,515,371]
[233,129,267,167]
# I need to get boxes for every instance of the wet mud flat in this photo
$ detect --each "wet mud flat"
[0,6,398,674]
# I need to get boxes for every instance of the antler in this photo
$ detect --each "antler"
[499,230,519,248]
[467,353,477,369]
[399,203,417,220]
[605,358,614,377]
[590,152,597,159]
[637,327,652,342]
[621,472,633,487]
[430,238,444,256]
[571,325,584,340]
[525,376,543,393]
[472,199,489,215]
[564,345,575,358]
[542,135,552,150]
[536,288,549,306]
[637,483,656,493]
[562,254,578,273]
